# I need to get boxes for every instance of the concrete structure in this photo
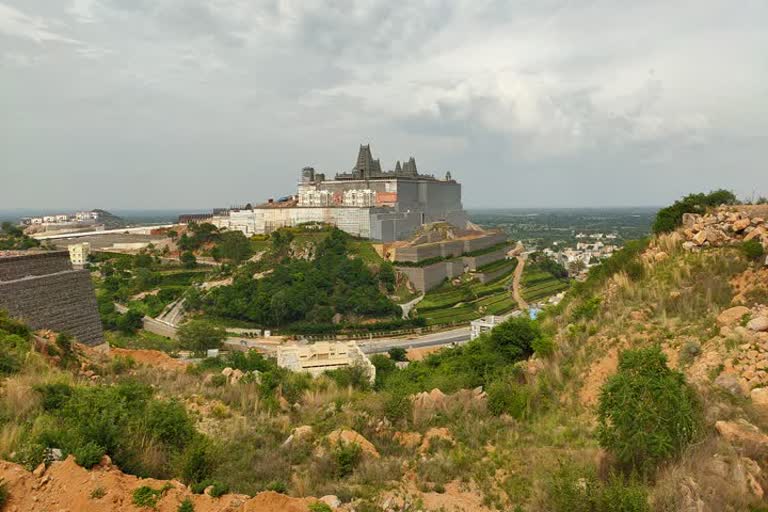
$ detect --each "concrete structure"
[67,243,90,268]
[0,251,104,345]
[187,144,467,242]
[277,341,376,383]
[470,315,504,340]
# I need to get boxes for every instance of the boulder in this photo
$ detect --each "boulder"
[733,218,752,232]
[745,226,766,242]
[326,429,380,458]
[393,431,422,448]
[747,317,768,333]
[715,419,768,453]
[33,463,46,478]
[221,367,234,377]
[229,369,245,384]
[715,373,747,397]
[320,495,341,509]
[751,387,768,412]
[717,306,751,326]
[419,427,455,454]
[682,213,698,229]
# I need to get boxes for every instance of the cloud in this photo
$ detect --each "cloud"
[0,0,766,209]
[0,3,79,44]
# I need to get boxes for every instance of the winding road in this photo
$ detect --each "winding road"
[511,255,528,311]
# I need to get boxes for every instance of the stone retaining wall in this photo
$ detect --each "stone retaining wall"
[0,253,104,345]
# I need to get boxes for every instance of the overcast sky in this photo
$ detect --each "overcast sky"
[1,0,766,210]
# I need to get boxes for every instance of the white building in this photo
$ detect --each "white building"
[67,242,90,267]
[277,341,376,383]
[470,315,504,340]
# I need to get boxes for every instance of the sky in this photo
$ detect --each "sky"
[1,0,766,210]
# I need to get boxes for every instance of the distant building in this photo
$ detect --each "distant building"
[188,144,467,242]
[277,341,376,383]
[470,315,504,340]
[67,243,90,268]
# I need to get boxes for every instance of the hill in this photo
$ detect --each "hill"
[1,194,768,511]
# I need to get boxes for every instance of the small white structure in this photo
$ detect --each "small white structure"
[470,315,504,340]
[277,341,376,383]
[67,242,90,267]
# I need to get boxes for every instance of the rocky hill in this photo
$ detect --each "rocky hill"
[1,198,768,511]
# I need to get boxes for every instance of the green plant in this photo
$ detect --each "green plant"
[333,441,362,478]
[132,485,165,509]
[90,486,107,499]
[178,498,195,512]
[309,503,333,512]
[742,239,765,261]
[597,346,701,477]
[265,480,288,493]
[74,441,106,469]
[678,341,701,366]
[652,189,736,234]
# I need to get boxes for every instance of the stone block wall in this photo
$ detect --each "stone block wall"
[396,259,464,292]
[0,251,72,281]
[0,253,104,345]
[463,248,507,271]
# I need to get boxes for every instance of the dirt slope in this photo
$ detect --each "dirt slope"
[0,456,313,512]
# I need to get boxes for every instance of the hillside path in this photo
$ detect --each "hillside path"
[511,255,528,310]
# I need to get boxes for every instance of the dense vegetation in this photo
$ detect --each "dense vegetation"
[201,228,399,328]
[0,222,40,250]
[651,189,736,234]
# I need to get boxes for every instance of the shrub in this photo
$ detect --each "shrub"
[387,347,408,362]
[178,498,195,512]
[265,480,288,493]
[74,441,106,468]
[652,189,736,234]
[742,239,765,261]
[177,321,226,354]
[145,399,195,448]
[132,485,165,508]
[90,486,107,499]
[333,441,362,478]
[597,346,700,476]
[309,503,333,512]
[487,380,530,419]
[532,334,555,357]
[208,481,229,498]
[35,383,74,411]
[178,438,216,485]
[545,463,649,512]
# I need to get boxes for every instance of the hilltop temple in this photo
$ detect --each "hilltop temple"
[188,145,467,242]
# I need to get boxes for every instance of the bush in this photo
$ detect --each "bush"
[309,503,333,512]
[333,441,362,478]
[178,498,195,512]
[74,441,106,468]
[487,380,530,419]
[265,480,288,493]
[546,463,649,512]
[653,189,736,234]
[597,346,700,476]
[132,485,166,508]
[742,239,765,261]
[177,321,226,354]
[387,347,408,362]
[178,438,216,485]
[145,400,195,448]
[208,481,229,498]
[90,486,107,499]
[532,334,554,357]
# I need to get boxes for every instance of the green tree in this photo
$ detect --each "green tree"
[378,261,396,292]
[180,251,197,269]
[213,231,253,264]
[177,320,226,353]
[597,346,700,476]
[387,347,408,362]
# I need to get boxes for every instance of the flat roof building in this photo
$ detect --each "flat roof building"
[277,341,376,383]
